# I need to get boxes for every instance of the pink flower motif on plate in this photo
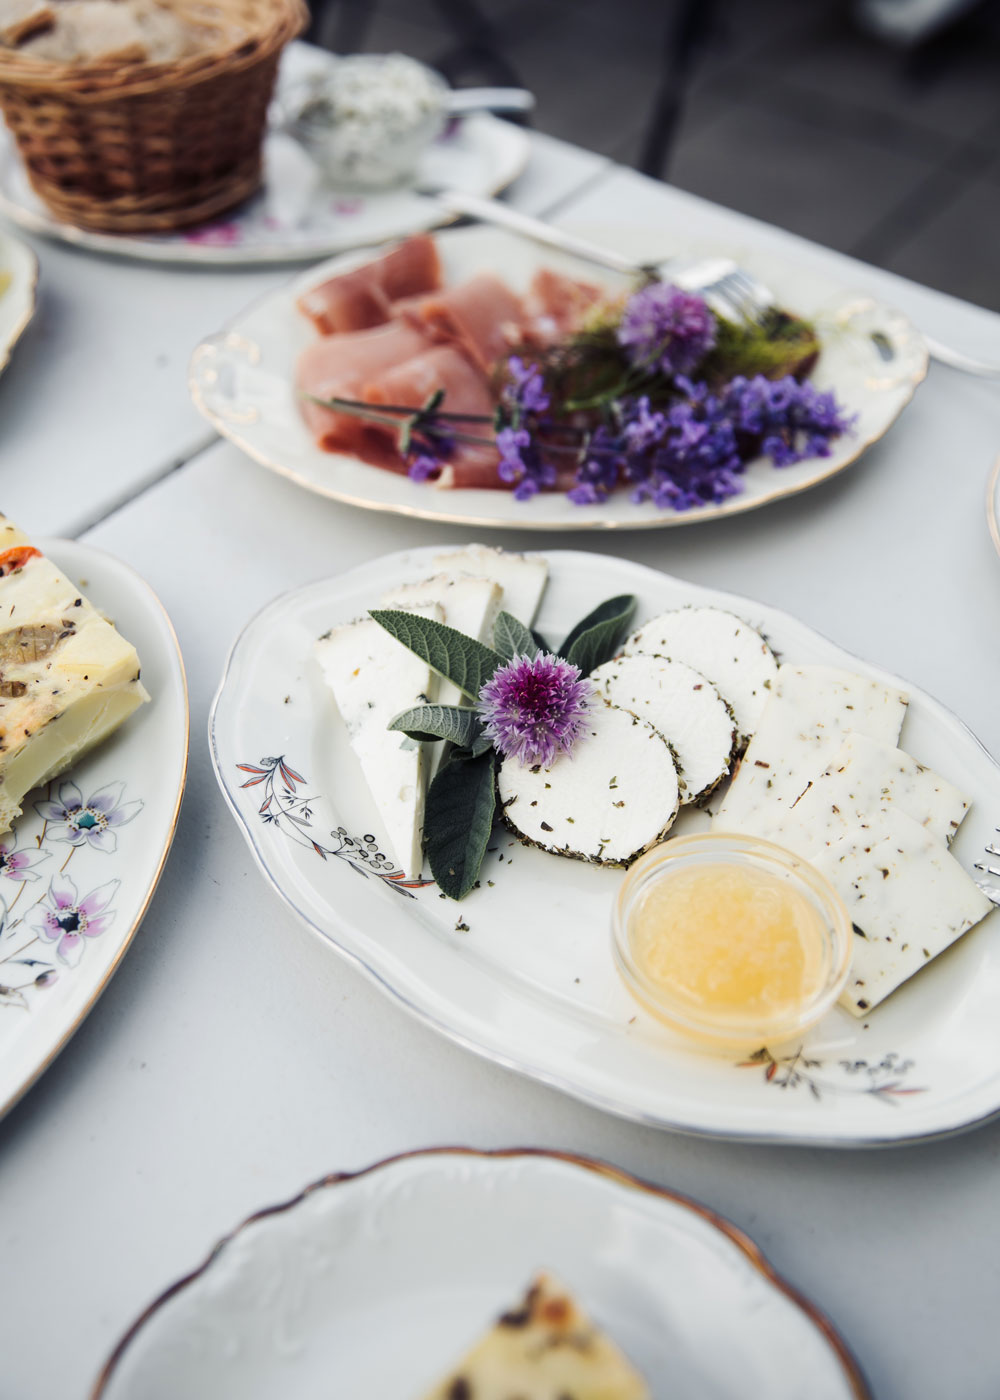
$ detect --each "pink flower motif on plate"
[183,221,244,247]
[29,876,118,967]
[331,198,364,216]
[0,830,47,882]
[35,780,142,854]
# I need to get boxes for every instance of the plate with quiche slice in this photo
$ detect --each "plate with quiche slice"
[190,222,926,532]
[91,1148,869,1398]
[210,544,1000,1146]
[0,522,188,1119]
[0,227,36,377]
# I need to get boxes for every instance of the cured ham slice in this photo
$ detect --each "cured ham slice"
[525,266,609,341]
[396,273,526,373]
[297,233,442,336]
[297,321,429,455]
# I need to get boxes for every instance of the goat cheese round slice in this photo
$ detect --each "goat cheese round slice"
[591,654,738,805]
[622,606,777,742]
[497,699,680,866]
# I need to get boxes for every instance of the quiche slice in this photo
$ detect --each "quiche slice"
[0,516,150,834]
[420,1272,651,1400]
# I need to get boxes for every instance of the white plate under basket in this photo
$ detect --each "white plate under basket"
[209,546,1000,1146]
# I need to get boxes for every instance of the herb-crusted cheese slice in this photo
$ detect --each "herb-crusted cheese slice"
[432,544,548,627]
[420,1272,650,1400]
[622,605,777,742]
[592,654,737,805]
[809,807,993,1016]
[713,665,909,835]
[314,604,441,879]
[0,519,149,835]
[498,699,679,865]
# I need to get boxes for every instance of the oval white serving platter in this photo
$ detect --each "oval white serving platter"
[0,226,37,375]
[209,546,1000,1146]
[92,1148,869,1399]
[190,223,926,531]
[0,46,530,267]
[0,539,188,1120]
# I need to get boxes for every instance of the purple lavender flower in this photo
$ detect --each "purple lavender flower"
[29,876,118,967]
[618,283,717,376]
[723,374,854,467]
[567,425,626,504]
[407,453,440,483]
[478,653,594,767]
[35,780,142,854]
[504,356,550,417]
[496,425,557,500]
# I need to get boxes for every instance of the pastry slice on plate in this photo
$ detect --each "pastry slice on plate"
[420,1271,650,1400]
[0,516,149,835]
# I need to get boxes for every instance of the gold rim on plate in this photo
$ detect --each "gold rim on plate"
[89,1146,871,1399]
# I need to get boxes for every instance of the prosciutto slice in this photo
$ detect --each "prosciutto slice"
[297,321,429,455]
[396,273,527,373]
[524,266,609,342]
[297,233,443,336]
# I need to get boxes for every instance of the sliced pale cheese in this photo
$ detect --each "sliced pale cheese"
[498,699,679,865]
[761,731,970,855]
[380,572,502,709]
[809,806,993,1016]
[0,517,149,834]
[432,543,548,627]
[622,605,777,741]
[315,604,441,879]
[420,1272,650,1400]
[713,665,908,835]
[591,653,737,804]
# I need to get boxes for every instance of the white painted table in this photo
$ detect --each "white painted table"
[2,150,1000,1400]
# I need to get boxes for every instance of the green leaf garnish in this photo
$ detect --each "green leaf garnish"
[370,609,502,700]
[423,751,497,900]
[492,610,540,662]
[559,594,637,673]
[388,703,484,750]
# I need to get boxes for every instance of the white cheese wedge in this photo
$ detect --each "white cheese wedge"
[591,653,737,804]
[315,604,441,879]
[420,1272,650,1400]
[498,699,680,865]
[759,731,970,855]
[809,807,993,1016]
[622,605,777,741]
[0,518,149,835]
[713,665,909,834]
[432,543,548,627]
[380,572,502,709]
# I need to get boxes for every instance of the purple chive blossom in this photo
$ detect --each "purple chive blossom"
[29,876,118,967]
[504,356,550,416]
[618,283,717,376]
[478,652,594,767]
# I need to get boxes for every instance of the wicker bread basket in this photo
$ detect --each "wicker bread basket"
[0,0,306,233]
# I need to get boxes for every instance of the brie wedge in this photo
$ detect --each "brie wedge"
[420,1272,650,1400]
[0,518,149,835]
[314,604,441,879]
[810,807,993,1016]
[432,544,548,627]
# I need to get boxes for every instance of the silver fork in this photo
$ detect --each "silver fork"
[974,832,1000,905]
[434,188,1000,380]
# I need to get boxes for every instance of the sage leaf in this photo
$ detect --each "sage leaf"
[560,594,637,674]
[388,703,484,750]
[531,627,549,654]
[493,610,539,662]
[370,609,502,699]
[424,750,496,900]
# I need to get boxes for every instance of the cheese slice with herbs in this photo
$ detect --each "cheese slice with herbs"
[0,518,149,835]
[810,806,993,1016]
[420,1272,650,1400]
[432,544,548,627]
[315,604,441,879]
[713,665,909,834]
[756,732,970,856]
[380,572,502,709]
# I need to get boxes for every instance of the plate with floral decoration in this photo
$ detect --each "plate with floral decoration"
[189,222,926,531]
[0,539,188,1120]
[0,46,530,268]
[209,545,1000,1147]
[91,1148,868,1398]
